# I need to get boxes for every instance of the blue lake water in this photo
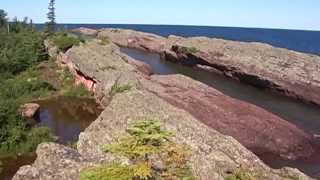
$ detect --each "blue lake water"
[37,24,320,55]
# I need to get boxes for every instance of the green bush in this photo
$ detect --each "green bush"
[0,11,53,156]
[80,120,195,180]
[0,99,53,154]
[51,32,81,52]
[0,30,46,77]
[0,69,54,154]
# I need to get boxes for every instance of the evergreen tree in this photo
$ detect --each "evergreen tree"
[0,9,7,28]
[46,0,56,34]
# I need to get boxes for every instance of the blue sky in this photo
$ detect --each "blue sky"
[1,0,319,30]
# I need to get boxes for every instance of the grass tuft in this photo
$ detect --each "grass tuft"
[109,80,132,97]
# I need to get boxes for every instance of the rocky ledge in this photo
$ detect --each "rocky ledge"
[13,37,315,179]
[82,28,320,106]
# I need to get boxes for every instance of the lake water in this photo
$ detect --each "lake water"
[0,97,101,180]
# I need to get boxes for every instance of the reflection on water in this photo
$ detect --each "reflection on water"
[37,96,101,143]
[0,96,101,180]
[121,47,320,177]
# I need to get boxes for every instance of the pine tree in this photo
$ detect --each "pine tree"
[46,0,56,34]
[0,9,7,28]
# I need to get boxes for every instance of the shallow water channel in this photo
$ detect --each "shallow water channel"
[121,47,320,177]
[0,96,101,180]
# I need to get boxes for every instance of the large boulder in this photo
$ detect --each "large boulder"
[20,103,40,119]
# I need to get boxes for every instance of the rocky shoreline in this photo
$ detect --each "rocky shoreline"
[13,30,318,179]
[77,27,320,106]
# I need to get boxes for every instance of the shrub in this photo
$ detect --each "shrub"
[0,30,46,77]
[80,119,195,180]
[0,15,53,156]
[51,32,81,52]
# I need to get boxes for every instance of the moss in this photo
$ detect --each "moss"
[109,80,132,97]
[80,119,195,180]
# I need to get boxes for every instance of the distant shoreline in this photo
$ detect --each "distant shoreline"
[36,24,320,55]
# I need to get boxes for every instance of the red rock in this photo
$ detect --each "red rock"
[141,74,317,160]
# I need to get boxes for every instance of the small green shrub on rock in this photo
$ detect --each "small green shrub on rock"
[51,31,81,52]
[80,120,195,180]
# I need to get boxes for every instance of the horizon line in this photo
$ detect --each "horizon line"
[32,23,320,32]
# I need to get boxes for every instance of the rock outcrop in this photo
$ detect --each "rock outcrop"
[95,28,320,106]
[14,38,314,179]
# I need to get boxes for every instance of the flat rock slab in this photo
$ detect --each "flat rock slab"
[141,74,316,161]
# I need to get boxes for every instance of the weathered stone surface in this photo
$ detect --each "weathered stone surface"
[13,143,101,180]
[98,28,167,53]
[97,28,320,106]
[20,103,40,119]
[14,89,311,179]
[14,39,313,179]
[140,74,317,160]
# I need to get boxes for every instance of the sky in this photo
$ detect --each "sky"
[1,0,320,31]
